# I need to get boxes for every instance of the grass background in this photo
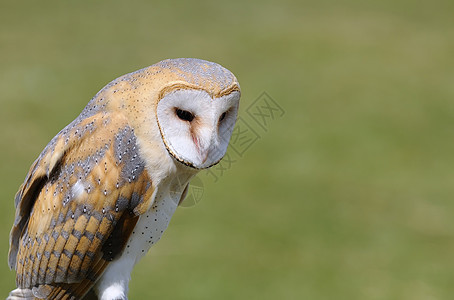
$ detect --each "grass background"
[1,0,454,299]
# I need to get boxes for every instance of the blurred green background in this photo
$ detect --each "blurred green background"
[1,0,454,299]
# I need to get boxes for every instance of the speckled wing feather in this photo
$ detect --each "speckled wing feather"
[9,111,155,299]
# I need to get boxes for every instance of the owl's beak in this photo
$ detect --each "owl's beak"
[195,127,219,168]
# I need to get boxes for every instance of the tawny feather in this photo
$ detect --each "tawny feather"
[10,112,154,297]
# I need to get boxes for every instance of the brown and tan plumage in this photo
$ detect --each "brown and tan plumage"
[11,113,152,298]
[8,58,241,299]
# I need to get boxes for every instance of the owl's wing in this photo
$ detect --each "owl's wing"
[9,111,155,299]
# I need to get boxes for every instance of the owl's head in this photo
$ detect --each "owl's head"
[95,58,240,170]
[154,59,240,169]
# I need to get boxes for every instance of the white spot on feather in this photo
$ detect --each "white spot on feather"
[72,181,85,199]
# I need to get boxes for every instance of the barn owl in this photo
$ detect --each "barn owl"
[8,58,240,300]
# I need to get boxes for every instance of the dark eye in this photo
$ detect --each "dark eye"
[176,109,194,122]
[219,112,227,122]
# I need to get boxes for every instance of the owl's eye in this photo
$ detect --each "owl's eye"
[219,112,227,122]
[175,109,194,122]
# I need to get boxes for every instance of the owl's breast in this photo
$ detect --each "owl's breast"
[123,183,180,261]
